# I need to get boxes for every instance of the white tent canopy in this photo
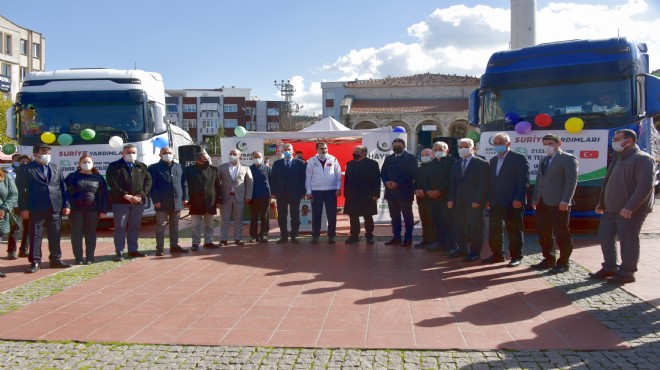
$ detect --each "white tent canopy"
[242,117,391,141]
[301,116,350,132]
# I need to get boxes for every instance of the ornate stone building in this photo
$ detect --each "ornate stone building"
[321,73,480,152]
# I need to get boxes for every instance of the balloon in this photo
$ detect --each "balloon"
[109,136,124,149]
[57,133,73,146]
[467,131,480,143]
[505,112,520,125]
[565,117,584,133]
[393,126,406,133]
[234,126,247,138]
[41,132,56,144]
[152,137,168,148]
[81,128,96,140]
[515,121,532,135]
[535,113,552,128]
[2,143,16,155]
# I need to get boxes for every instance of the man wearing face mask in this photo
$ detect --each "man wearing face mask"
[425,141,457,253]
[448,138,490,262]
[343,145,380,244]
[107,144,152,261]
[249,151,271,243]
[184,150,222,250]
[413,148,436,249]
[270,143,307,244]
[381,138,418,246]
[148,147,189,256]
[484,132,530,267]
[306,142,342,244]
[590,129,655,284]
[218,149,253,246]
[531,134,578,274]
[16,143,72,273]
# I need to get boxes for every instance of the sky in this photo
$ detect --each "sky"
[2,0,660,116]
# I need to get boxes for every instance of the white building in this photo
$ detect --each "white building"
[0,15,46,101]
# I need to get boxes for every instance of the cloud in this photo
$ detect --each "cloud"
[321,0,660,82]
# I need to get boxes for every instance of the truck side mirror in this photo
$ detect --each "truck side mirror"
[468,89,480,127]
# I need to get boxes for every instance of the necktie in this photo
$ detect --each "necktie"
[462,159,468,176]
[286,160,290,169]
[542,157,550,175]
[128,163,133,171]
[43,165,49,182]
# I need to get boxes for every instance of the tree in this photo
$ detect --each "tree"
[0,95,17,146]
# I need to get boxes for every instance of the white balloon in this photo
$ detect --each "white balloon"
[109,136,124,149]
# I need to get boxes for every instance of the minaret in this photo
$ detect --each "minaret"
[510,0,536,49]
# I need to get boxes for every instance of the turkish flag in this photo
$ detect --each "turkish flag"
[580,150,599,159]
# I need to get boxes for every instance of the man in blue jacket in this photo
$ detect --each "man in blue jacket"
[381,138,418,246]
[148,146,189,256]
[483,132,530,267]
[249,151,272,243]
[270,143,307,244]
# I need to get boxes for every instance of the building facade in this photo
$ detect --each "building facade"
[321,73,480,152]
[0,15,46,101]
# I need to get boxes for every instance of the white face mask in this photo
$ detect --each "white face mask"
[39,154,52,165]
[458,148,472,158]
[161,154,174,162]
[123,153,137,163]
[318,153,327,161]
[543,145,557,156]
[434,151,446,159]
[420,156,432,163]
[13,161,20,167]
[81,162,94,171]
[253,158,263,166]
[611,140,628,152]
[229,155,239,163]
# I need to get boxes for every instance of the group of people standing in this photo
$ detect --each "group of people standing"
[0,129,654,286]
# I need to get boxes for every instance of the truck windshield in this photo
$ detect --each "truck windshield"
[16,90,147,138]
[482,78,632,127]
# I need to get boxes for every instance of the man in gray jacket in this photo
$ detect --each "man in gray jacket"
[531,134,578,274]
[590,129,655,284]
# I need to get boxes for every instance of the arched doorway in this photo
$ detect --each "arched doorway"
[416,120,441,155]
[448,120,469,139]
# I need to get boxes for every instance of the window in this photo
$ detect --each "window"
[325,91,334,99]
[5,35,12,55]
[267,122,279,131]
[0,33,3,54]
[183,104,196,113]
[224,119,238,128]
[183,119,196,129]
[267,108,279,116]
[223,104,238,113]
[32,43,41,58]
[2,64,11,78]
[166,104,178,113]
[20,67,27,81]
[202,119,218,129]
[20,39,27,55]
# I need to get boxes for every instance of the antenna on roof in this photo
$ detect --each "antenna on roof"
[134,62,137,70]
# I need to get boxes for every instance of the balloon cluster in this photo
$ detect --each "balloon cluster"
[40,129,99,146]
[505,111,584,134]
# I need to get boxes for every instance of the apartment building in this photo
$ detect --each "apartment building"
[0,15,45,101]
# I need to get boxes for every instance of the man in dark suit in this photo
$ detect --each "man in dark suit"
[249,151,272,243]
[448,138,490,262]
[184,150,222,250]
[484,132,530,267]
[344,145,381,244]
[531,134,578,274]
[270,143,306,244]
[148,146,189,256]
[381,138,418,246]
[426,141,457,253]
[106,143,152,261]
[16,143,71,273]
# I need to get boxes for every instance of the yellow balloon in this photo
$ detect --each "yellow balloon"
[41,132,56,144]
[565,117,584,133]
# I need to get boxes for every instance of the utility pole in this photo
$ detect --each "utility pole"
[274,80,301,131]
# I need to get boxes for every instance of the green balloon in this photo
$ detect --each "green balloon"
[467,131,480,143]
[81,128,96,140]
[58,133,74,146]
[235,126,247,138]
[2,143,16,155]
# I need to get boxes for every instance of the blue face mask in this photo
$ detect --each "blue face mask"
[283,151,293,158]
[494,145,507,154]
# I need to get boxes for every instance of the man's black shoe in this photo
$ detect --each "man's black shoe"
[115,252,124,262]
[50,259,72,268]
[531,261,555,270]
[507,258,522,267]
[127,251,147,258]
[219,240,229,246]
[259,236,269,243]
[191,244,200,251]
[7,251,18,260]
[155,248,165,256]
[607,274,636,285]
[588,269,616,279]
[84,259,94,265]
[311,238,319,244]
[0,270,5,278]
[385,238,402,245]
[482,255,505,264]
[170,245,189,253]
[235,240,245,246]
[276,238,288,244]
[345,237,359,244]
[366,237,375,245]
[204,243,220,249]
[463,253,481,262]
[401,240,413,247]
[548,265,569,274]
[328,237,335,244]
[448,250,467,259]
[441,247,457,256]
[18,248,29,258]
[26,262,41,273]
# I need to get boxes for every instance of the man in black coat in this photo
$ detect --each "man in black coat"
[249,151,272,243]
[414,148,435,249]
[448,138,490,262]
[343,145,381,245]
[106,143,152,261]
[425,141,457,253]
[270,143,306,244]
[184,150,222,250]
[381,138,418,246]
[484,132,530,267]
[148,146,189,256]
[16,143,71,273]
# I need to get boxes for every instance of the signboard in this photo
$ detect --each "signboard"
[0,74,10,93]
[480,130,609,183]
[219,137,265,165]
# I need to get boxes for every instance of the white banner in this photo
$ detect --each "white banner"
[480,130,609,183]
[220,137,264,165]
